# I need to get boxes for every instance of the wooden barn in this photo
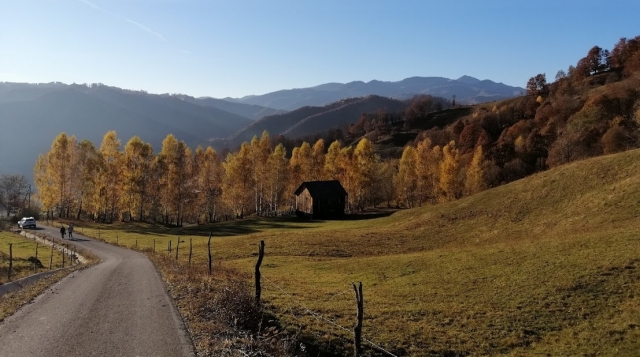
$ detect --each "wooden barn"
[294,180,348,219]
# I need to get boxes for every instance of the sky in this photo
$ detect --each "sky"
[1,0,639,99]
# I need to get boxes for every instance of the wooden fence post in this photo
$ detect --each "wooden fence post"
[153,239,156,253]
[352,282,364,357]
[255,240,265,306]
[8,243,12,281]
[135,240,138,249]
[35,242,39,271]
[175,237,180,260]
[62,244,66,268]
[189,238,192,265]
[207,232,212,275]
[116,235,119,245]
[168,240,171,254]
[50,242,54,270]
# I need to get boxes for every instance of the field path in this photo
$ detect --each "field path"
[0,224,195,357]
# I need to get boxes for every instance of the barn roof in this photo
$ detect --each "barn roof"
[294,180,348,197]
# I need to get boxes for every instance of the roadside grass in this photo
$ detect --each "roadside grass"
[0,231,66,284]
[66,149,640,356]
[0,270,71,321]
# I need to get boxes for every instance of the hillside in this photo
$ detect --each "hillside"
[0,82,253,178]
[222,149,640,355]
[214,95,411,149]
[74,148,640,356]
[228,75,524,111]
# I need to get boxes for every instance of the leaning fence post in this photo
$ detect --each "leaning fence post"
[168,240,172,254]
[255,240,265,306]
[207,232,212,275]
[62,244,66,268]
[352,281,364,357]
[8,243,13,281]
[189,238,192,265]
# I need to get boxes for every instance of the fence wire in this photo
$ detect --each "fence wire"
[261,275,398,357]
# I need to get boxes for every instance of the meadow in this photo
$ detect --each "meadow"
[63,149,640,356]
[0,231,67,284]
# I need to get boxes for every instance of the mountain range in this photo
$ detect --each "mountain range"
[0,75,523,179]
[225,75,524,111]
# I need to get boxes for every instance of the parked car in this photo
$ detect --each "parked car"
[18,217,37,229]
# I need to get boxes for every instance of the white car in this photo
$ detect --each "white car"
[18,217,37,229]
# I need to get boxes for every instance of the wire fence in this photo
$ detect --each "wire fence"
[261,275,398,357]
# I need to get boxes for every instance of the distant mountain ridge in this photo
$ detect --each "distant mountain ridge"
[227,75,524,111]
[0,82,255,179]
[170,94,287,121]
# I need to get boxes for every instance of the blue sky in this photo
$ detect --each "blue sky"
[1,0,639,98]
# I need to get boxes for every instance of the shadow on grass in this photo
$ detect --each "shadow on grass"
[80,216,322,238]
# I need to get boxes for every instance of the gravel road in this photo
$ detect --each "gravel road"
[0,225,195,357]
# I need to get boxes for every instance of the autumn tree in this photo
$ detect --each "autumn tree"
[35,133,74,217]
[122,136,154,221]
[250,131,272,216]
[395,146,418,207]
[72,140,101,219]
[323,140,343,181]
[352,138,375,209]
[223,142,253,218]
[415,139,440,205]
[0,175,29,217]
[339,145,356,212]
[526,73,548,95]
[267,143,288,214]
[311,139,326,180]
[438,141,461,202]
[372,158,396,208]
[194,146,222,222]
[464,145,487,196]
[157,134,193,225]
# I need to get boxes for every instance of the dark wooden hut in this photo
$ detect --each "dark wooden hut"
[294,180,347,219]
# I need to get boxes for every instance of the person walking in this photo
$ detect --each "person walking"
[60,225,66,239]
[68,224,74,239]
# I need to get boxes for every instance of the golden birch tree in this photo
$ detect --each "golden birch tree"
[267,143,288,214]
[464,145,487,196]
[395,146,418,207]
[95,131,123,222]
[438,141,461,202]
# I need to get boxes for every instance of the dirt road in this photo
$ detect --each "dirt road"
[0,225,195,356]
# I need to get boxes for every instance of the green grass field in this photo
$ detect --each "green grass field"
[66,149,640,356]
[0,232,67,284]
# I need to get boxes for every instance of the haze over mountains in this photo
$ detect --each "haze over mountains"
[0,75,523,179]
